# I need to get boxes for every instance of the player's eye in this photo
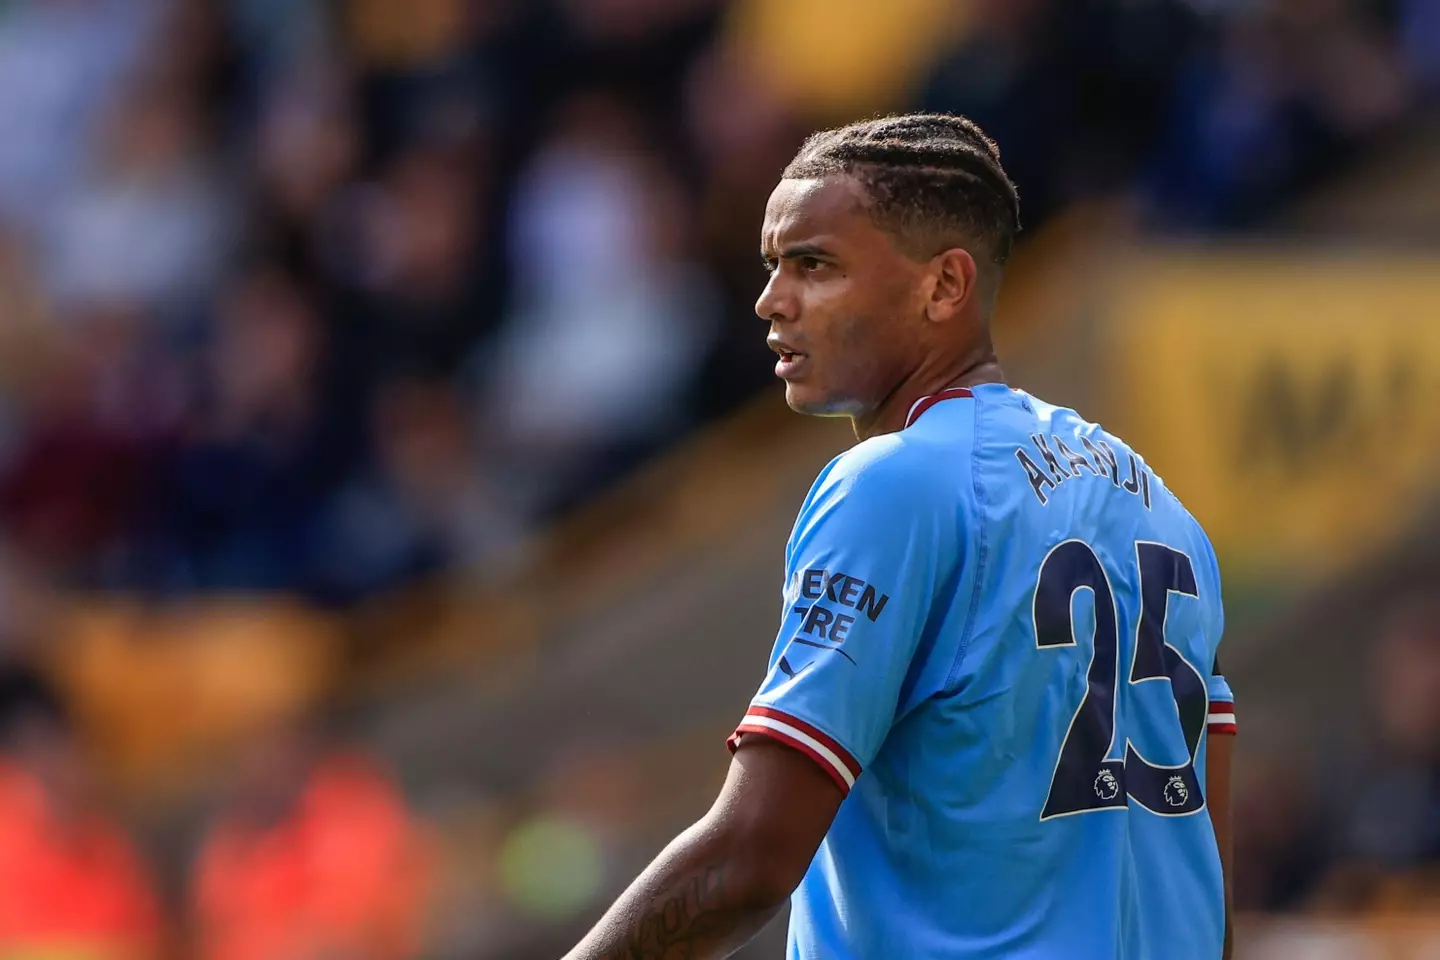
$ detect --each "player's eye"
[798,256,824,273]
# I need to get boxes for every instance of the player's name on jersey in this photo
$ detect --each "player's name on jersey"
[1015,433,1152,510]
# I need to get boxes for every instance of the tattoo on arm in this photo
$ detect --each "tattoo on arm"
[568,829,781,960]
[596,864,743,960]
[569,742,839,960]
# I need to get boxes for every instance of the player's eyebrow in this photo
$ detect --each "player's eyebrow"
[761,241,834,267]
[781,242,833,260]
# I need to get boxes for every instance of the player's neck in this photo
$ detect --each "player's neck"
[853,354,1006,441]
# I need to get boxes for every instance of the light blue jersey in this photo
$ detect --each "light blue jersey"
[729,383,1236,960]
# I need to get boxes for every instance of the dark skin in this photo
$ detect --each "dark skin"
[562,740,841,959]
[1209,731,1236,960]
[563,174,1003,960]
[756,175,1006,438]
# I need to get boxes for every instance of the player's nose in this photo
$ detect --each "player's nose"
[755,271,796,325]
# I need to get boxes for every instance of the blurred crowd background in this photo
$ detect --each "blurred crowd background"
[0,0,1436,957]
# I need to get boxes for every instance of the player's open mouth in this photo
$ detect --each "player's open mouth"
[775,351,807,379]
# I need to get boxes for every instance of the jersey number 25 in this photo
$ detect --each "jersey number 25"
[1035,540,1208,820]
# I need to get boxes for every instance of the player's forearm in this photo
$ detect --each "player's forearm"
[1208,732,1235,960]
[563,818,785,960]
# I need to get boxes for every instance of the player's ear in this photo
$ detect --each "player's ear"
[925,246,977,323]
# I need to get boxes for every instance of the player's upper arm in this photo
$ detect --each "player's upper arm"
[710,737,847,905]
[1200,538,1236,738]
[729,441,965,794]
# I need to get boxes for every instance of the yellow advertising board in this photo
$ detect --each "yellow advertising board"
[1101,252,1440,580]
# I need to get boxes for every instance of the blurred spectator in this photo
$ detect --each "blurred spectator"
[1234,594,1440,916]
[0,227,58,445]
[43,75,232,318]
[341,0,526,160]
[1401,0,1440,89]
[1233,752,1332,912]
[682,45,804,416]
[921,0,1199,228]
[1314,597,1440,908]
[329,139,498,385]
[343,0,476,70]
[191,719,430,960]
[0,663,162,959]
[154,265,340,592]
[480,93,719,516]
[0,0,1429,604]
[0,306,182,581]
[311,377,527,602]
[1148,0,1413,227]
[548,0,724,126]
[252,58,362,273]
[0,0,159,232]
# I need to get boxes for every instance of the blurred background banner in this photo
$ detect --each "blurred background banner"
[1100,252,1440,581]
[0,0,1433,958]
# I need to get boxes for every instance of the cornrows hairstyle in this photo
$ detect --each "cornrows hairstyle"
[783,114,1021,267]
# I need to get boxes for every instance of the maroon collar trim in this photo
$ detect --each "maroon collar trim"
[904,387,975,428]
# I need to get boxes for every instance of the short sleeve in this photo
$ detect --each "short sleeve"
[1207,655,1236,736]
[1201,543,1236,736]
[727,449,959,794]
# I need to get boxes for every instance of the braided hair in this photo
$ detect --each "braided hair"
[783,114,1021,268]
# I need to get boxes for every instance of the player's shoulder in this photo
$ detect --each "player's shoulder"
[806,429,964,521]
[831,426,959,488]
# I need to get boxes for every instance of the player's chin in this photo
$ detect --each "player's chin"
[783,381,823,414]
[784,382,852,418]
